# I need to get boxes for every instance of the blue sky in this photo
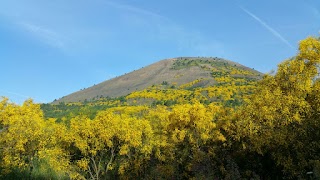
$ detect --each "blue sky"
[1,0,320,104]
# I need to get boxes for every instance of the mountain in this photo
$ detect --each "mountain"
[53,57,263,104]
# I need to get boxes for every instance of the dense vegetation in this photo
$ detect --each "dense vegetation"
[1,37,320,179]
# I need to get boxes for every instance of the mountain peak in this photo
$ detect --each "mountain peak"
[53,57,262,104]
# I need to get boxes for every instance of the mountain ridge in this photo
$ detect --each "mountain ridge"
[53,57,262,104]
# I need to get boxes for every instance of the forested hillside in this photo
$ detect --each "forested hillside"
[44,57,262,122]
[0,37,320,179]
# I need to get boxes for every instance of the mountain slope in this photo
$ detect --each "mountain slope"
[54,57,262,103]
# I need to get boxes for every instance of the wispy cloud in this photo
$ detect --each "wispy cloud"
[3,0,225,57]
[19,22,65,49]
[304,2,320,20]
[239,6,294,49]
[102,0,167,20]
[0,89,47,104]
[102,0,224,56]
[0,89,30,99]
[0,89,30,104]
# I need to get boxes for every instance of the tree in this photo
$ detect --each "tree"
[69,107,153,179]
[231,37,320,178]
[0,98,72,179]
[146,103,226,179]
[0,99,46,176]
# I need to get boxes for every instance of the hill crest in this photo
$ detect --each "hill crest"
[53,57,262,104]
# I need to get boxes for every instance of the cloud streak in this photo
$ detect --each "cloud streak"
[102,0,224,56]
[239,6,294,49]
[0,89,46,103]
[0,89,30,99]
[19,22,65,49]
[103,0,167,20]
